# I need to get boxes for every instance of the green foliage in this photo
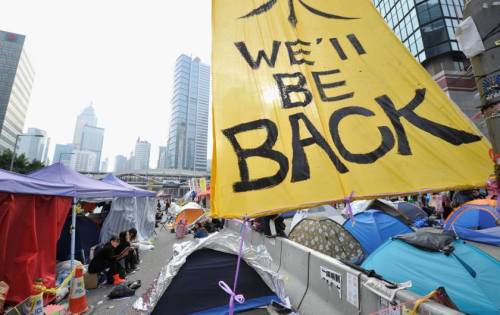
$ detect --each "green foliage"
[0,149,45,174]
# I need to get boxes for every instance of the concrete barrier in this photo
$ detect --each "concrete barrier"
[280,239,311,310]
[299,250,363,315]
[223,222,463,315]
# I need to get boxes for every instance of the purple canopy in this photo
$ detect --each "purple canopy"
[0,168,75,196]
[28,163,134,198]
[102,174,156,197]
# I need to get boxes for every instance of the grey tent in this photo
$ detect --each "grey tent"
[289,216,365,264]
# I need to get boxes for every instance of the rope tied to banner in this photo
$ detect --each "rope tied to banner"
[343,191,355,225]
[219,219,248,315]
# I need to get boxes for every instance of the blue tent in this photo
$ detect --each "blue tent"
[444,201,499,246]
[151,249,278,314]
[362,238,500,315]
[101,173,156,197]
[343,210,412,255]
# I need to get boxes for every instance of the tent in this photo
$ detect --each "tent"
[28,163,134,198]
[57,215,100,263]
[0,169,74,304]
[444,199,499,245]
[133,230,287,314]
[175,202,204,226]
[99,174,156,243]
[362,232,500,315]
[290,205,345,231]
[393,201,428,223]
[349,199,411,224]
[28,163,134,262]
[289,216,365,264]
[101,173,156,197]
[343,210,412,255]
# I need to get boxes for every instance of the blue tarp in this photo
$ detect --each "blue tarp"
[28,163,134,198]
[101,173,156,197]
[343,210,412,255]
[362,239,500,315]
[0,168,74,196]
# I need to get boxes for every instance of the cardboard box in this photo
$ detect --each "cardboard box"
[83,272,98,289]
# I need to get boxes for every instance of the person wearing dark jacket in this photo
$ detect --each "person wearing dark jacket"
[114,231,137,273]
[88,236,125,285]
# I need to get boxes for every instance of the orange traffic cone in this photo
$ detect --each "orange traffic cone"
[69,266,88,314]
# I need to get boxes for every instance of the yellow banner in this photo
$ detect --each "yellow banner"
[211,0,492,218]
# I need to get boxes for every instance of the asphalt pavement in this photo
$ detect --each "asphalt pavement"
[86,228,179,315]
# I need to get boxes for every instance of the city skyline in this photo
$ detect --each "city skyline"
[0,0,211,170]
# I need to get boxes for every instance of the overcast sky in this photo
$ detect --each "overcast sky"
[0,0,211,170]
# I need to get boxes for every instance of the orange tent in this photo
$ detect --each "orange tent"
[175,202,204,226]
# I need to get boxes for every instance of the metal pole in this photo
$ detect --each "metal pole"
[9,135,20,171]
[463,1,500,184]
[70,197,77,266]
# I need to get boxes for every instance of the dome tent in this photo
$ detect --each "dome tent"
[362,231,500,315]
[133,230,288,314]
[343,210,412,255]
[289,216,365,264]
[444,199,499,246]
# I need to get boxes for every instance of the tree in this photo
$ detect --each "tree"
[0,149,45,174]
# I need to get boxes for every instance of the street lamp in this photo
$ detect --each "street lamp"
[9,134,44,171]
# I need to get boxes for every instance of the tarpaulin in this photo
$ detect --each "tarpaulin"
[0,192,71,304]
[99,197,156,244]
[211,0,492,218]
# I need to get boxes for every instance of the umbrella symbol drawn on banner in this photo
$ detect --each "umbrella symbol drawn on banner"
[239,0,358,27]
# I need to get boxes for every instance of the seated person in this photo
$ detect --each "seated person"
[88,235,125,285]
[193,223,209,238]
[114,231,137,273]
[128,228,141,266]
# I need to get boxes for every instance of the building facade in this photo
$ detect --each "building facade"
[17,128,49,163]
[157,145,167,169]
[80,125,104,171]
[372,0,486,135]
[100,157,109,173]
[133,138,151,171]
[73,105,98,149]
[69,150,97,172]
[53,143,74,166]
[114,154,127,173]
[0,30,35,152]
[72,105,103,171]
[165,55,210,172]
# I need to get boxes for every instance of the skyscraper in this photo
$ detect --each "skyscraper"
[372,0,486,134]
[157,145,167,169]
[133,138,151,170]
[80,125,104,171]
[69,150,97,172]
[73,105,98,149]
[165,55,210,172]
[72,105,104,171]
[0,30,35,152]
[53,143,74,166]
[18,128,49,163]
[114,154,127,173]
[100,157,109,173]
